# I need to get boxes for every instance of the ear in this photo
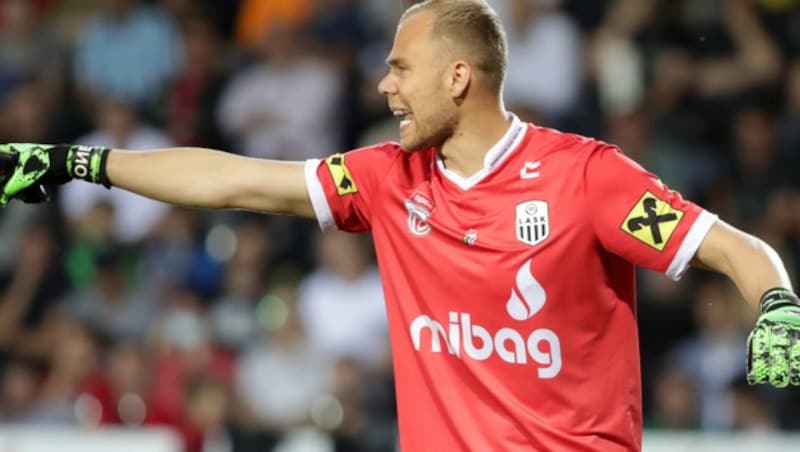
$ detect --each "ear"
[447,60,471,98]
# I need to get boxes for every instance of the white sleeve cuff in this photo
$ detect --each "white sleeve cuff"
[665,210,718,280]
[304,159,337,231]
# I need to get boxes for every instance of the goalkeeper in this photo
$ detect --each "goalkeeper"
[2,5,796,449]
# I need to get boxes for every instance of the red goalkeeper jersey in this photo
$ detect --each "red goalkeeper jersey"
[304,115,716,451]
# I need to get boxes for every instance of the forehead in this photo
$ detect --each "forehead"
[388,11,438,61]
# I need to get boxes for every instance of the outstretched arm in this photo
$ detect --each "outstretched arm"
[105,148,313,217]
[0,143,315,218]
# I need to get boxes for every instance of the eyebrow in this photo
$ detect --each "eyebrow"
[386,57,408,68]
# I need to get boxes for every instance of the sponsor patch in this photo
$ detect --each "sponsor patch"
[325,153,357,196]
[621,191,684,251]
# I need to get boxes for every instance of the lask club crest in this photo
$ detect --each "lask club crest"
[516,201,549,246]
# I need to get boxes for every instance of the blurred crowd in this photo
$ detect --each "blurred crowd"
[0,0,799,451]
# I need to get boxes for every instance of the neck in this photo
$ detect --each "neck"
[438,97,511,178]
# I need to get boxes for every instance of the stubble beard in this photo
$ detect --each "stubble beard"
[401,107,457,152]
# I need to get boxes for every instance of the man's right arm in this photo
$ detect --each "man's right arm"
[0,144,315,218]
[105,148,314,217]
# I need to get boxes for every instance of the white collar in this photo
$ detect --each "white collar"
[436,114,526,190]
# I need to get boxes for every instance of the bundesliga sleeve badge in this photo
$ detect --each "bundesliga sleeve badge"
[620,191,684,251]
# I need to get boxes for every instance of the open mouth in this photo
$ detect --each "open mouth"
[392,108,413,130]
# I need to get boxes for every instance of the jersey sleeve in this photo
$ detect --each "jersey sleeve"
[304,142,401,233]
[583,144,717,280]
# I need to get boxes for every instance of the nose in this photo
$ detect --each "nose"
[378,72,396,96]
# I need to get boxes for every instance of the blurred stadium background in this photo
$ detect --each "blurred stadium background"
[1,0,800,451]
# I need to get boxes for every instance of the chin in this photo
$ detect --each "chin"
[400,134,439,152]
[399,141,418,152]
[400,143,429,153]
[399,138,421,152]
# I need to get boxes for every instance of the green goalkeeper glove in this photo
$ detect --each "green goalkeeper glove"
[0,143,111,207]
[747,287,800,387]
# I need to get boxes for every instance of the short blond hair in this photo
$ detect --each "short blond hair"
[402,0,507,94]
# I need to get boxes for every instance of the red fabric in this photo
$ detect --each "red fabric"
[312,125,709,451]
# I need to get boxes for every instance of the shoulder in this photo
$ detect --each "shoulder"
[346,141,404,157]
[526,124,619,161]
[342,141,421,168]
[335,141,432,183]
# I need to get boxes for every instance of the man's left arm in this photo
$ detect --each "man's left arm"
[692,219,791,303]
[580,142,800,386]
[692,219,800,387]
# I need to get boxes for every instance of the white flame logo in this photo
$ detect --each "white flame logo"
[506,259,546,321]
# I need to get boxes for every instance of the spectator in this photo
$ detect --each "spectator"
[158,0,238,37]
[728,377,780,432]
[0,81,54,144]
[217,20,343,160]
[183,376,232,452]
[64,248,158,342]
[327,357,397,452]
[729,105,790,227]
[164,10,229,148]
[669,276,750,429]
[646,366,700,430]
[0,0,63,104]
[778,60,800,163]
[497,0,583,123]
[141,207,223,298]
[59,99,172,243]
[147,286,236,450]
[26,323,99,424]
[0,358,42,423]
[297,231,389,372]
[233,284,333,450]
[0,220,69,362]
[72,0,182,110]
[234,0,313,51]
[61,201,117,289]
[209,217,273,351]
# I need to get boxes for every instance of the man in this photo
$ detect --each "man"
[1,1,798,450]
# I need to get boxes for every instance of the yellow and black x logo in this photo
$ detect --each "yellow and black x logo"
[620,191,684,251]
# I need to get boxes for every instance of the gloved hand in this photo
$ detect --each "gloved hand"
[747,287,800,387]
[0,143,111,207]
